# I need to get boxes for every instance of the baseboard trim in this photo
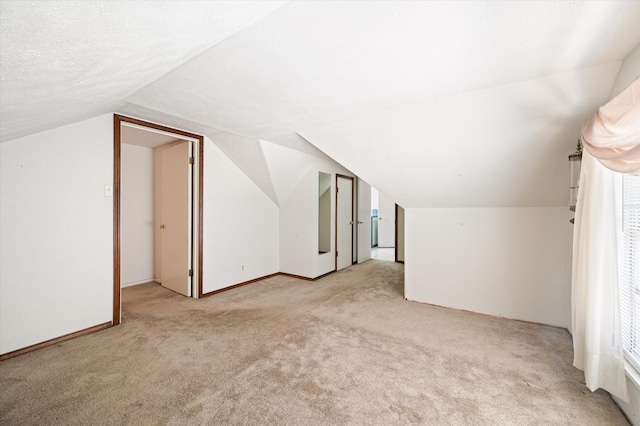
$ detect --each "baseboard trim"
[0,322,112,362]
[278,272,314,281]
[2,269,342,358]
[405,298,568,331]
[313,270,336,280]
[121,278,155,287]
[202,270,338,297]
[200,273,280,298]
[280,270,336,281]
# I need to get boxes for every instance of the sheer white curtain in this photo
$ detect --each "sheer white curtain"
[571,150,629,402]
[572,77,640,402]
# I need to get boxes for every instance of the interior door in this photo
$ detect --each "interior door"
[336,175,354,270]
[377,191,396,248]
[396,204,405,263]
[159,141,192,296]
[357,178,371,263]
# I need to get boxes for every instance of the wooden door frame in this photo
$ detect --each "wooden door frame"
[113,114,204,325]
[335,174,355,271]
[395,203,399,263]
[395,203,405,264]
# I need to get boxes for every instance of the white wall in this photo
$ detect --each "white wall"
[202,138,279,293]
[280,169,317,277]
[121,144,154,287]
[279,159,354,279]
[405,207,570,327]
[609,42,640,99]
[0,114,114,355]
[371,187,379,210]
[0,116,284,353]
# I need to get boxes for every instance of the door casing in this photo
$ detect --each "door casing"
[113,114,204,325]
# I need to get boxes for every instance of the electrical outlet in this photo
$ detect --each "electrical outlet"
[241,265,245,271]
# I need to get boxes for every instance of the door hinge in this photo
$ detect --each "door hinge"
[189,157,194,164]
[188,269,193,277]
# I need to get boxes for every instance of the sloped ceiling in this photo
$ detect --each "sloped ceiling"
[2,1,640,208]
[299,62,621,207]
[261,139,317,206]
[0,0,287,141]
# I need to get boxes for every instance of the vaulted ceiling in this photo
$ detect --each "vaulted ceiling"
[2,1,640,207]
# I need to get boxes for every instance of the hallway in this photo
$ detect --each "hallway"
[370,246,395,261]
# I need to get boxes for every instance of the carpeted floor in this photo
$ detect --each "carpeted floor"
[0,260,628,425]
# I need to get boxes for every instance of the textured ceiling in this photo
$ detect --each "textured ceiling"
[0,0,287,142]
[2,1,640,207]
[125,1,640,140]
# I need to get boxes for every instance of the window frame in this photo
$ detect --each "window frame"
[619,173,640,377]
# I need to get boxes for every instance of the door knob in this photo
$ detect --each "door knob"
[349,221,353,225]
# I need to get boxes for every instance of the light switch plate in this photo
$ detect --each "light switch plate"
[104,185,113,197]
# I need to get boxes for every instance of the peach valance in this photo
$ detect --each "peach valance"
[581,76,640,175]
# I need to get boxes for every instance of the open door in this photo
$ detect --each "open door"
[395,204,405,263]
[377,191,396,248]
[158,141,193,297]
[113,114,204,326]
[357,178,371,263]
[336,175,354,270]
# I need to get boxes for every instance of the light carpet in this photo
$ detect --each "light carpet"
[0,260,627,425]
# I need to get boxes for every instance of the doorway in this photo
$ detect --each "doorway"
[336,174,355,271]
[370,187,404,263]
[113,114,204,326]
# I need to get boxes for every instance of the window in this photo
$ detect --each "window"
[620,173,640,371]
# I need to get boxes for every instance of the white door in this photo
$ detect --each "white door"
[159,141,192,296]
[357,178,371,263]
[396,205,405,263]
[336,176,354,270]
[378,191,396,248]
